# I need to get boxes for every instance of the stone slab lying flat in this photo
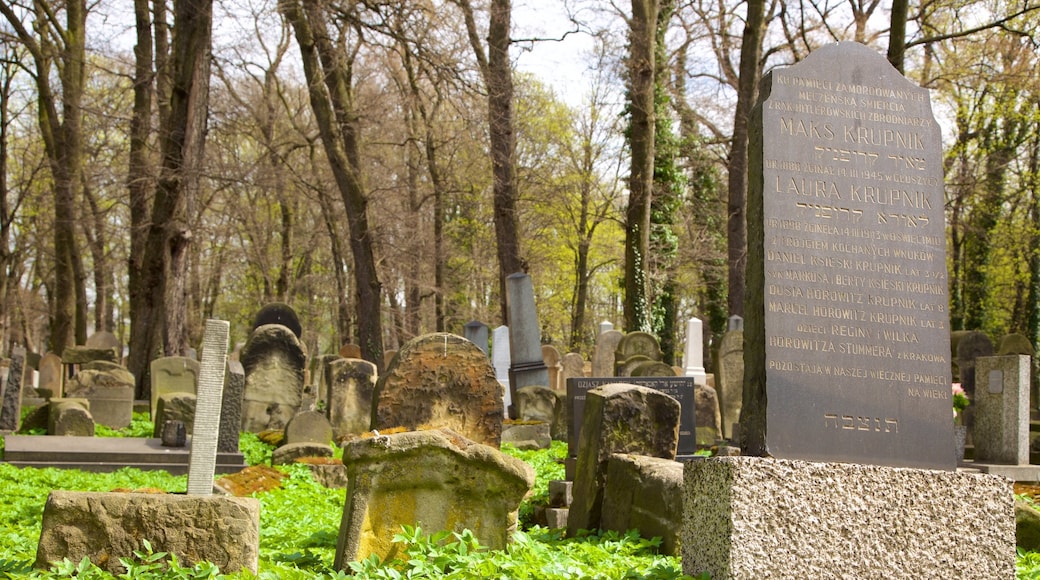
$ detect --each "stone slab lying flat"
[2,435,245,474]
[683,456,1014,579]
[36,490,259,574]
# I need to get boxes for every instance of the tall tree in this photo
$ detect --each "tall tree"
[0,0,88,352]
[455,0,524,325]
[280,0,384,370]
[127,0,215,396]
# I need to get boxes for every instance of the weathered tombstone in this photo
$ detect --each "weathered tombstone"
[601,454,683,556]
[153,393,197,437]
[695,385,723,445]
[614,332,663,375]
[567,384,680,536]
[48,398,94,436]
[38,353,63,399]
[715,327,744,440]
[150,356,200,421]
[63,368,134,429]
[371,333,504,446]
[506,273,549,414]
[464,321,490,354]
[84,331,121,353]
[219,361,245,453]
[687,42,1012,580]
[309,354,341,411]
[240,324,306,432]
[630,360,677,377]
[542,344,563,394]
[591,330,624,378]
[339,343,362,359]
[252,302,302,339]
[187,319,230,496]
[567,376,697,460]
[974,355,1031,465]
[561,352,585,383]
[516,385,558,423]
[0,347,26,431]
[742,42,953,470]
[998,334,1034,356]
[334,428,533,566]
[682,318,708,385]
[284,410,333,444]
[491,325,511,413]
[327,358,377,439]
[61,345,119,365]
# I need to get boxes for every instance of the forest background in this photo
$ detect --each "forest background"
[1,0,1038,397]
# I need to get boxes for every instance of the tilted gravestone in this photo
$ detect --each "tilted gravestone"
[742,41,953,470]
[240,324,306,432]
[506,273,549,414]
[371,333,504,446]
[187,319,230,496]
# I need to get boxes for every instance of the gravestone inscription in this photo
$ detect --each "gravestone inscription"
[744,42,952,470]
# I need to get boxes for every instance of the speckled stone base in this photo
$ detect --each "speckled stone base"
[683,457,1014,579]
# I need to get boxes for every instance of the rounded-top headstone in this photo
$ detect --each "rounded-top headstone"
[284,410,334,445]
[252,302,302,339]
[998,333,1034,356]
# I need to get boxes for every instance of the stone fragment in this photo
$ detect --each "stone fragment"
[284,410,334,445]
[334,428,533,566]
[35,491,260,574]
[48,399,94,437]
[63,369,134,429]
[153,393,197,437]
[567,383,680,535]
[372,333,503,446]
[272,441,334,465]
[601,454,683,555]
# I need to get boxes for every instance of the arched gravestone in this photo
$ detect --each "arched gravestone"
[239,324,306,432]
[371,333,503,446]
[614,332,663,376]
[252,303,302,339]
[591,330,624,377]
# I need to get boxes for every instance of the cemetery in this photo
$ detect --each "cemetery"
[1,13,1039,580]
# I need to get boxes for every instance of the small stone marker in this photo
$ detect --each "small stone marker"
[743,42,952,469]
[682,318,708,385]
[974,355,1030,465]
[0,347,26,431]
[464,320,490,354]
[187,319,230,496]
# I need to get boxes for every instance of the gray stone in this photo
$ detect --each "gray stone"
[491,325,511,410]
[545,508,568,529]
[252,302,302,339]
[153,393,197,437]
[464,321,490,354]
[35,490,260,574]
[219,361,245,453]
[187,319,230,496]
[372,333,503,447]
[38,353,63,399]
[629,360,676,377]
[240,324,306,432]
[501,421,551,450]
[683,456,1014,579]
[161,420,188,447]
[601,454,683,556]
[334,428,533,566]
[63,369,134,429]
[516,385,557,423]
[284,410,334,445]
[49,399,94,437]
[743,42,952,470]
[542,345,563,394]
[84,331,121,351]
[548,480,572,507]
[306,462,349,488]
[506,273,549,411]
[695,385,722,445]
[567,384,680,536]
[974,355,1030,465]
[60,346,119,365]
[327,358,377,440]
[999,333,1035,356]
[715,329,744,440]
[150,356,200,421]
[591,330,624,377]
[309,354,341,410]
[614,332,663,376]
[561,352,585,383]
[272,441,334,465]
[0,347,26,431]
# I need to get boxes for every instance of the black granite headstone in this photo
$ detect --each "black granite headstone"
[566,376,697,458]
[252,302,302,339]
[743,42,953,470]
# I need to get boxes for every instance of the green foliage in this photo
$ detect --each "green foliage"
[1019,548,1040,579]
[95,413,155,438]
[240,432,275,466]
[501,441,567,528]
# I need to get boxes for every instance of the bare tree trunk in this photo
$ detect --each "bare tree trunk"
[726,0,766,319]
[887,0,908,72]
[281,0,384,371]
[625,0,657,333]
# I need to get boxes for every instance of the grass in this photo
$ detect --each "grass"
[0,419,694,579]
